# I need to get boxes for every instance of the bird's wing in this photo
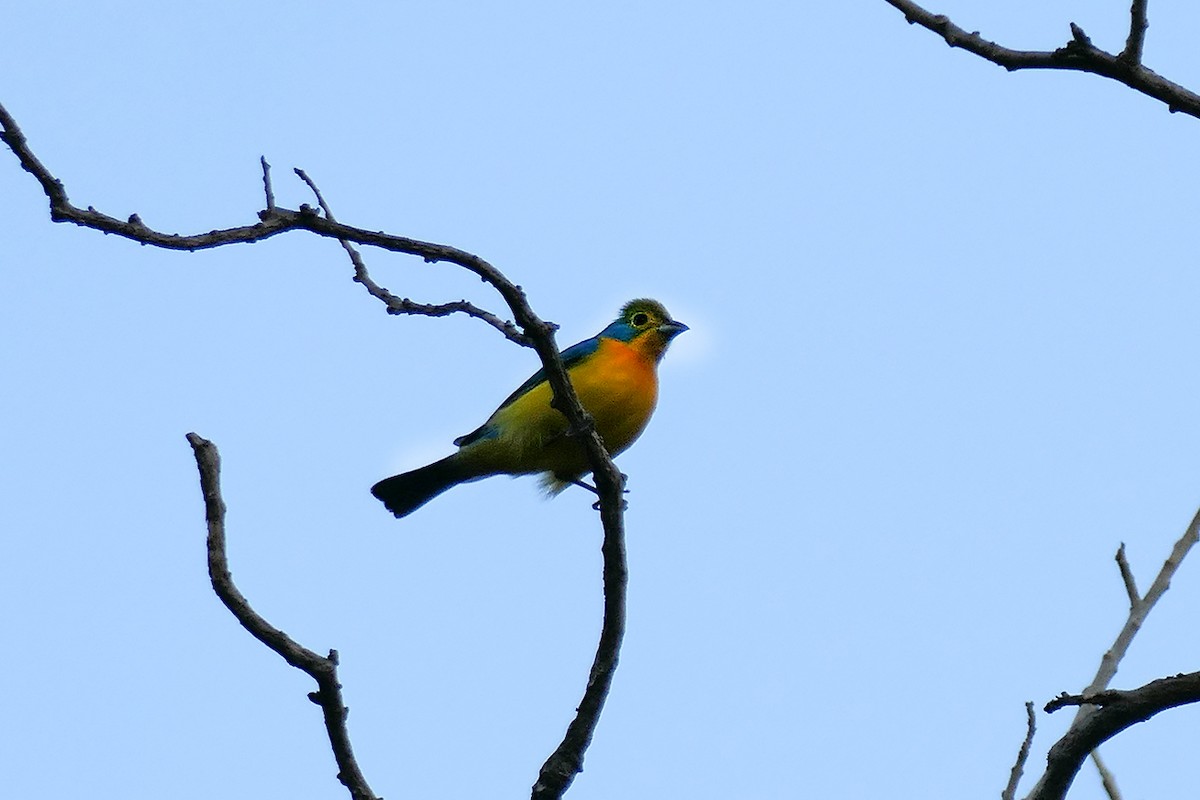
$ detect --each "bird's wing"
[452,335,601,447]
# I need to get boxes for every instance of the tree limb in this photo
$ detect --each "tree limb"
[881,0,1200,118]
[186,433,380,800]
[1031,670,1200,800]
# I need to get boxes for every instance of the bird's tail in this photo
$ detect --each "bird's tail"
[371,454,478,519]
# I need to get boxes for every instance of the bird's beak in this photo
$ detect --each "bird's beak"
[659,319,689,339]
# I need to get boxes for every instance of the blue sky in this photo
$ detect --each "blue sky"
[5,2,1200,798]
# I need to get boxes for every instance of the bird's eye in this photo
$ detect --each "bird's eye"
[632,312,650,327]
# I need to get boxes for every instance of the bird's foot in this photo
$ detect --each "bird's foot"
[591,497,630,512]
[569,474,630,495]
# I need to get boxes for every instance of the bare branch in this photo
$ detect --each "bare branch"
[186,433,380,800]
[1022,507,1200,800]
[1081,506,1200,700]
[1090,749,1124,800]
[1114,543,1140,608]
[1001,702,1037,800]
[3,100,631,798]
[881,0,1200,118]
[887,7,1200,790]
[1029,671,1200,800]
[1121,0,1149,65]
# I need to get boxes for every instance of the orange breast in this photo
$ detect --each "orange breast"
[458,336,663,485]
[568,337,660,455]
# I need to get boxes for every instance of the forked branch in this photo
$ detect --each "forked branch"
[1021,509,1200,800]
[881,0,1200,118]
[1031,671,1200,800]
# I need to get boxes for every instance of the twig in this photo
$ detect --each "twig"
[1090,749,1124,800]
[260,156,275,212]
[1044,689,1125,713]
[1001,702,1036,800]
[1121,0,1149,65]
[186,433,379,800]
[881,0,1200,118]
[292,167,528,345]
[1044,672,1200,714]
[1114,543,1140,608]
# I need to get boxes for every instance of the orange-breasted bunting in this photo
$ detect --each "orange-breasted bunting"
[371,298,688,518]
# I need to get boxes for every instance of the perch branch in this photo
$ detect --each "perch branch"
[881,0,1200,119]
[532,481,627,799]
[186,433,379,800]
[4,99,630,799]
[283,163,630,800]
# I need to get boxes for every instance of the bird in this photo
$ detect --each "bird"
[371,298,688,518]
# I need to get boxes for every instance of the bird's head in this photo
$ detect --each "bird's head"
[602,298,688,362]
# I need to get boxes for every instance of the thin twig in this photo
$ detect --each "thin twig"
[1121,0,1149,64]
[260,156,275,212]
[1114,543,1140,608]
[1091,749,1124,800]
[1001,702,1036,800]
[881,0,1200,117]
[292,167,529,345]
[186,433,379,800]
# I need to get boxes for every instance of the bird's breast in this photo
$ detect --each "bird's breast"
[568,338,659,454]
